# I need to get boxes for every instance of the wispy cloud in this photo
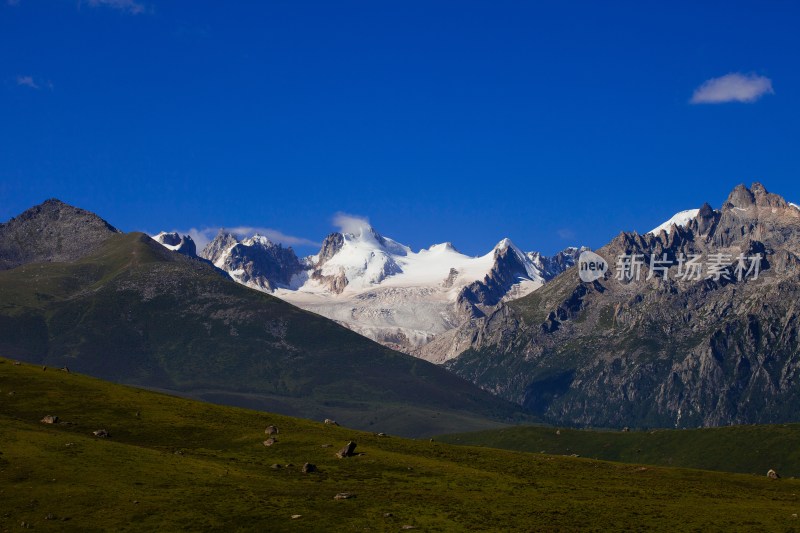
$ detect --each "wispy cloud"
[15,75,39,89]
[690,72,774,104]
[84,0,147,15]
[163,227,319,251]
[556,228,575,240]
[227,226,319,247]
[332,212,372,235]
[10,0,149,13]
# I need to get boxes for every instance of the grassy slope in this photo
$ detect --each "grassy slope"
[2,359,800,531]
[437,424,800,476]
[0,233,526,437]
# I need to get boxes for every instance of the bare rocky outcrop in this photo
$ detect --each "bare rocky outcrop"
[310,268,349,294]
[317,233,344,265]
[0,199,120,270]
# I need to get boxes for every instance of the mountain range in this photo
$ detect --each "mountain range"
[4,182,800,431]
[154,224,583,359]
[0,200,527,437]
[445,183,800,428]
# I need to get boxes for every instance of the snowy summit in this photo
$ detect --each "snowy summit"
[648,209,701,235]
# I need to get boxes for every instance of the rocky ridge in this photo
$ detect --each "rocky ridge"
[445,182,800,429]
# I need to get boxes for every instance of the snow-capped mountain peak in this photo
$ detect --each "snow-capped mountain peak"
[318,233,403,290]
[151,231,197,257]
[648,209,701,235]
[155,221,582,358]
[243,234,274,247]
[494,237,515,250]
[425,242,458,254]
[340,226,410,257]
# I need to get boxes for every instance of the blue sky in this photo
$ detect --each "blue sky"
[2,1,799,255]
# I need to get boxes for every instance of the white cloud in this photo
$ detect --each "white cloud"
[163,227,319,252]
[84,0,146,14]
[690,72,774,104]
[332,212,372,235]
[15,75,39,89]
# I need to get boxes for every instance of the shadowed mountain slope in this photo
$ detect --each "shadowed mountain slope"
[0,201,527,437]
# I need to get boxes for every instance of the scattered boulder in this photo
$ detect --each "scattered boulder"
[622,427,630,432]
[13,361,21,366]
[40,415,59,424]
[336,441,357,458]
[376,432,388,437]
[61,366,70,373]
[92,429,110,438]
[383,513,393,517]
[291,515,302,519]
[265,425,279,436]
[271,464,282,469]
[302,463,317,473]
[321,444,333,448]
[401,526,417,530]
[263,438,277,447]
[556,430,561,436]
[767,469,780,479]
[324,418,339,426]
[334,492,356,500]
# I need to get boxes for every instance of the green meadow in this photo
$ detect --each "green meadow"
[2,358,800,531]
